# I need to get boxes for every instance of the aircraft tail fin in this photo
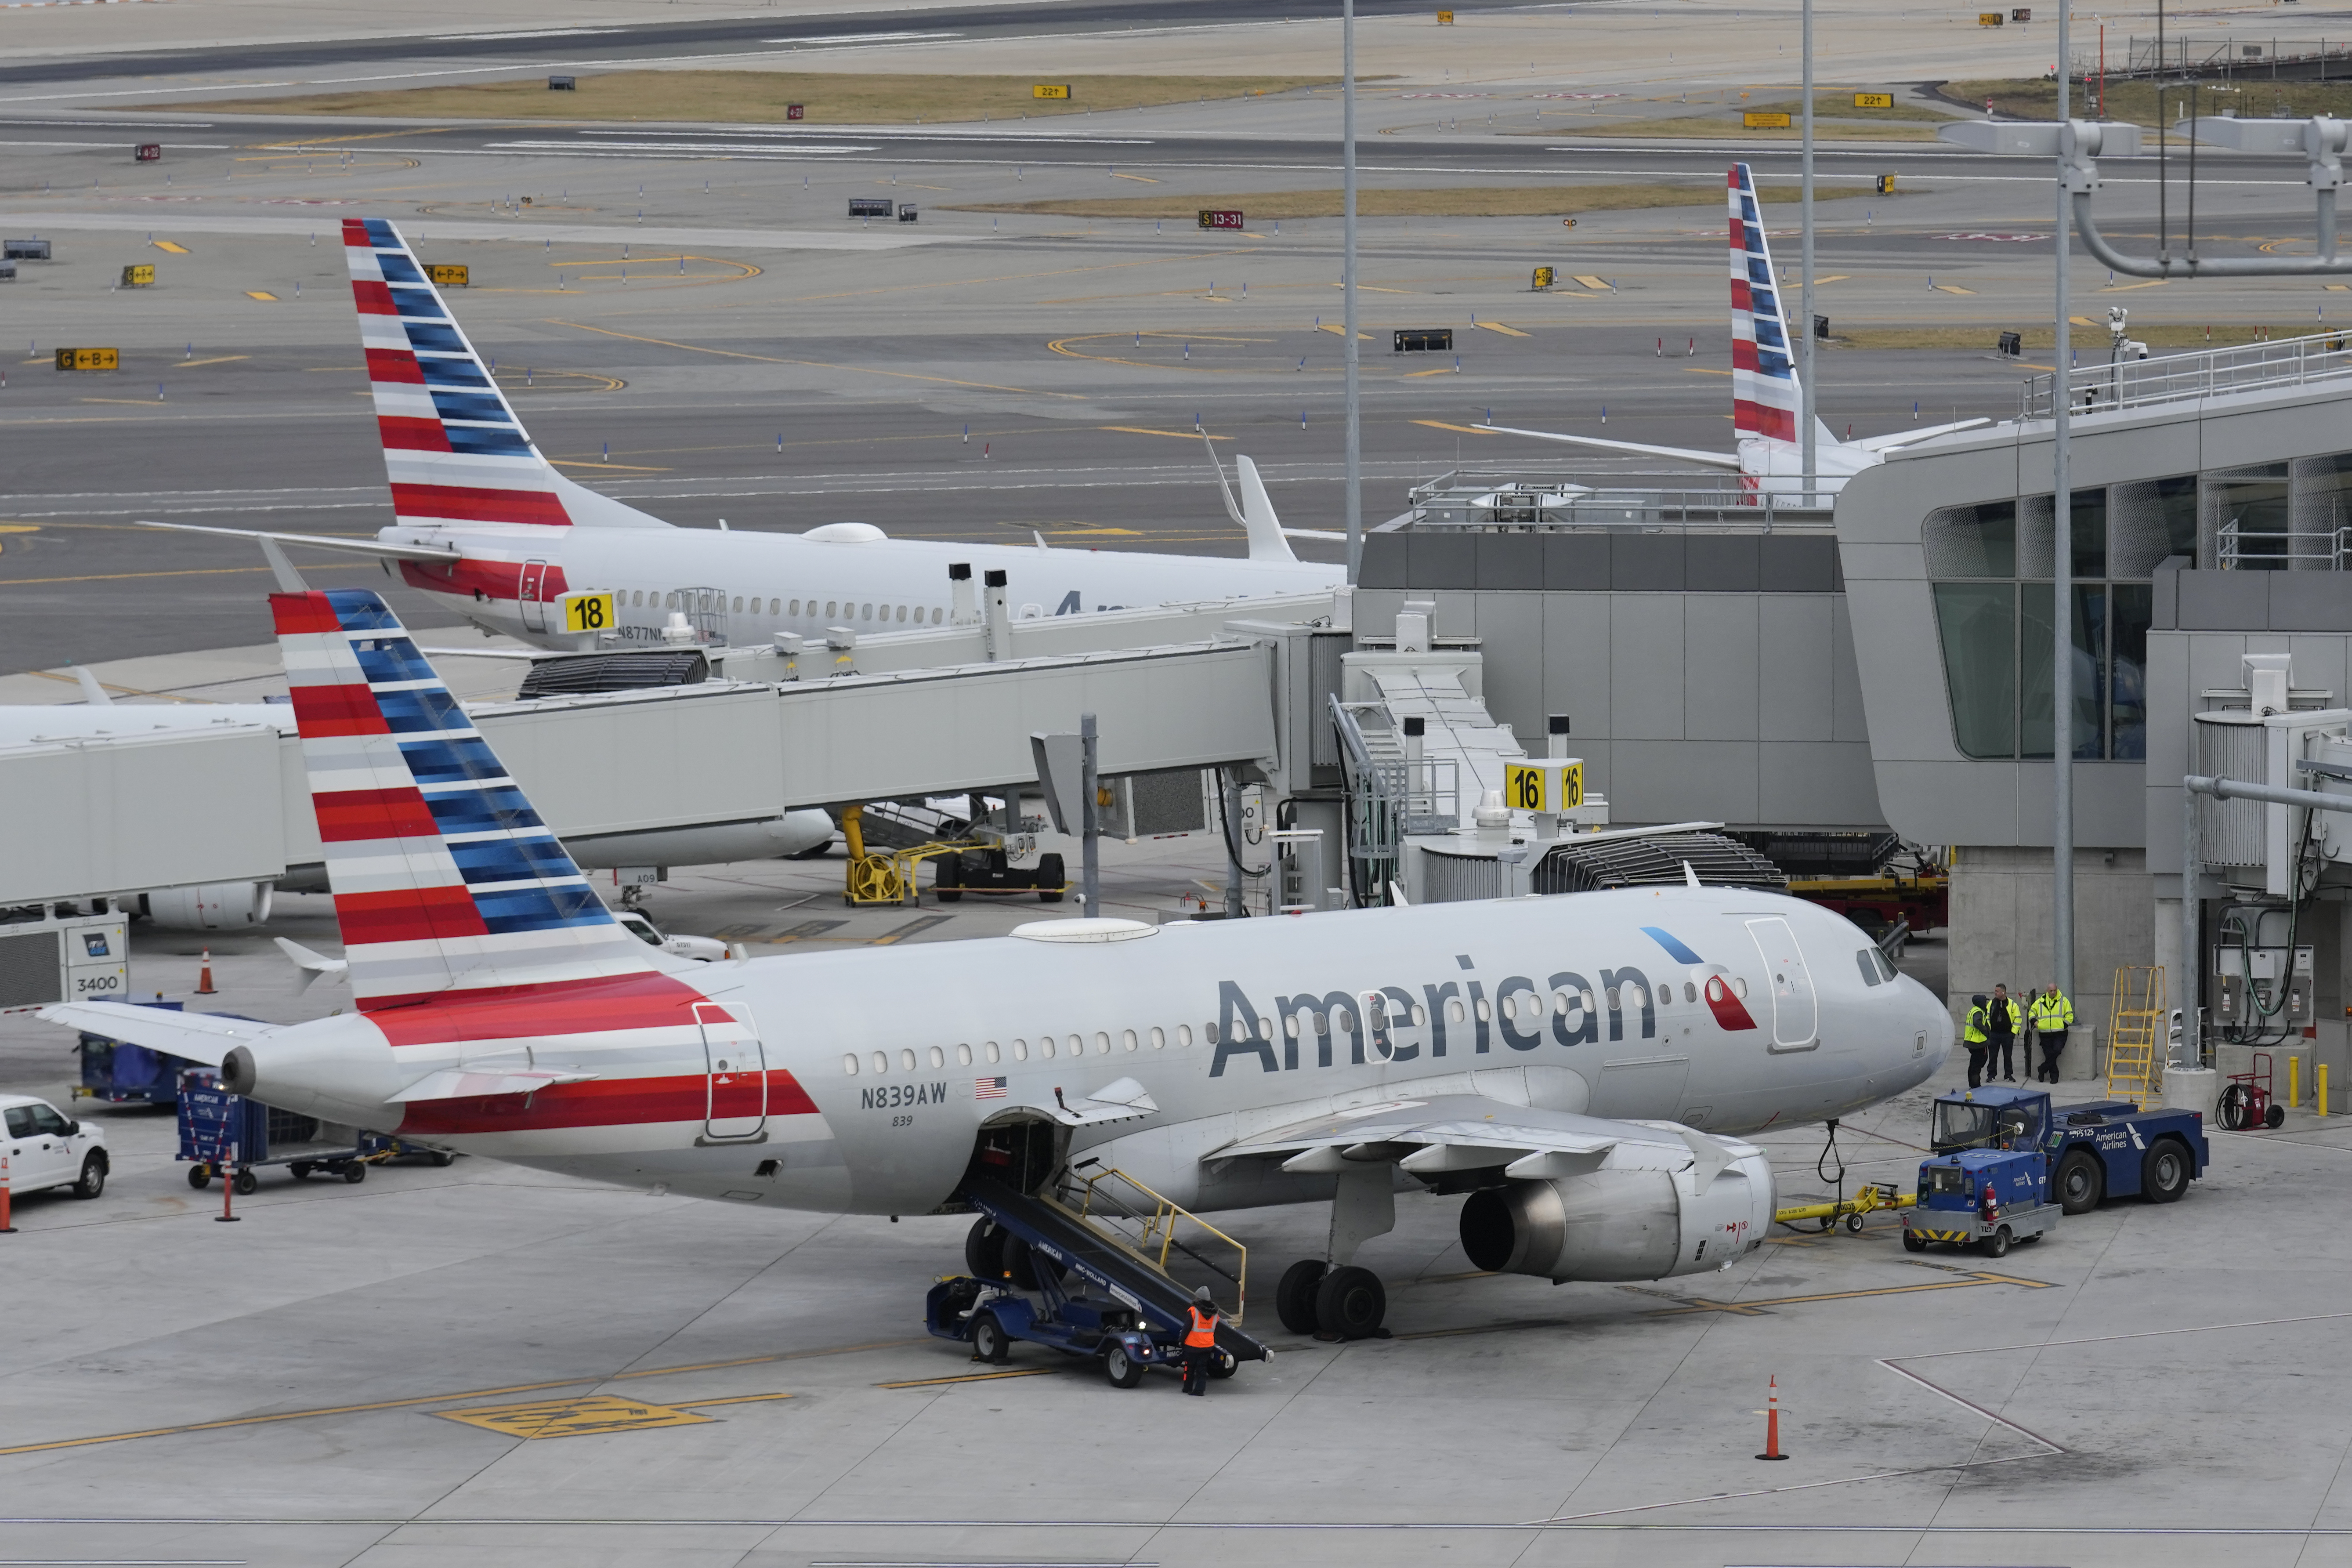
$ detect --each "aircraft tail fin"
[1205,435,1298,562]
[270,585,663,1011]
[1727,164,1802,452]
[343,218,667,533]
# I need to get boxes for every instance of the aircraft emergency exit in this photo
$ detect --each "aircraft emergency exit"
[1482,163,1987,493]
[147,218,1342,651]
[43,584,1950,1340]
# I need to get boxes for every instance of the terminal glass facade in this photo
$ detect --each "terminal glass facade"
[1928,476,2195,760]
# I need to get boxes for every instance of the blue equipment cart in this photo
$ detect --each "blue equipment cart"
[76,1001,209,1105]
[176,1068,420,1194]
[1904,1147,2056,1257]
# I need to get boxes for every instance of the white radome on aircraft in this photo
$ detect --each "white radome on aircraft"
[1480,163,1988,495]
[143,217,1342,651]
[43,579,1953,1341]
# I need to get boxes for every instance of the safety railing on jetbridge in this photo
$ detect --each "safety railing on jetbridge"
[2216,516,2352,572]
[2021,330,2352,422]
[1059,1159,1249,1322]
[1403,470,1836,532]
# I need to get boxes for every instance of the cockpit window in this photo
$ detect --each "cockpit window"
[1856,950,1882,987]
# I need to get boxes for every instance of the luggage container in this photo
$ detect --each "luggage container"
[175,1068,425,1193]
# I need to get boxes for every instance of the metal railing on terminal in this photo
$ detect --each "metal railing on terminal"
[1400,469,1835,532]
[2020,329,2352,422]
[2215,515,2352,572]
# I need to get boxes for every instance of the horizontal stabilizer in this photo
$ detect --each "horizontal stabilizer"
[34,1002,269,1067]
[1480,424,1744,471]
[388,1067,599,1102]
[1282,528,1350,542]
[273,936,348,994]
[141,519,460,563]
[1850,416,1992,453]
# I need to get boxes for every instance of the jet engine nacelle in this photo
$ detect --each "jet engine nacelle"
[1458,1150,1776,1282]
[137,881,274,931]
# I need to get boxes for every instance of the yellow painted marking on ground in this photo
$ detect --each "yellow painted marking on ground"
[434,1395,715,1440]
[151,240,189,254]
[245,290,279,301]
[552,319,1080,400]
[1814,273,1850,283]
[549,459,672,473]
[2069,315,2097,325]
[1572,274,1611,290]
[2101,279,2167,293]
[1048,526,1146,536]
[172,355,249,369]
[1109,171,1160,183]
[1403,365,1458,377]
[1686,366,1734,376]
[1932,283,1976,295]
[1413,419,1499,435]
[306,365,365,371]
[1473,320,1531,337]
[2016,362,2057,371]
[670,1391,797,1409]
[2328,284,2352,292]
[1317,324,1375,337]
[77,398,167,406]
[255,127,458,147]
[1101,425,1231,440]
[1329,282,1417,294]
[876,1367,1061,1388]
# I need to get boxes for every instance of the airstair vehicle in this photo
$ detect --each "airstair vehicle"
[927,1143,1272,1389]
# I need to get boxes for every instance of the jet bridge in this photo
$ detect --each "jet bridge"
[0,594,1329,908]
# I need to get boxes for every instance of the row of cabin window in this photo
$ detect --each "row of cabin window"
[625,590,944,626]
[837,974,1759,1077]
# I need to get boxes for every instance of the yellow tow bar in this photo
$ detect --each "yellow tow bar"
[1774,1182,1915,1234]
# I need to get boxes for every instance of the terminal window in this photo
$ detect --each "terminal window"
[1927,475,2196,760]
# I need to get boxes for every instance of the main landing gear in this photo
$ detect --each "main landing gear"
[1272,1161,1397,1341]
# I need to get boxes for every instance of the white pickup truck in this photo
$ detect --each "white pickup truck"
[2,1094,108,1200]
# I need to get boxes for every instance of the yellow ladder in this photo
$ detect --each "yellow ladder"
[2106,965,2165,1108]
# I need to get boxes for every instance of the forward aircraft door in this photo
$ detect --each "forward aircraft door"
[1744,917,1819,1049]
[696,1002,767,1141]
[519,560,550,633]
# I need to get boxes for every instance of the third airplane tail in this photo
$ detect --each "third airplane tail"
[344,217,669,536]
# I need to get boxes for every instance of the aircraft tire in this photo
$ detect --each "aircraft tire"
[965,1218,1009,1281]
[1274,1259,1327,1334]
[972,1311,1012,1365]
[1314,1265,1386,1340]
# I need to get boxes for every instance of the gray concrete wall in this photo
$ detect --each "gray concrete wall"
[1947,845,2154,1077]
[1350,582,1883,830]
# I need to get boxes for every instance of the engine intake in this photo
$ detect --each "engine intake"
[1458,1149,1775,1282]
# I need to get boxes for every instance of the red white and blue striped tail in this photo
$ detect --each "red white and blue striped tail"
[343,217,666,533]
[272,586,662,1010]
[1727,164,1803,449]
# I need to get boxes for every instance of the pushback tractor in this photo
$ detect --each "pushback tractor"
[1905,1085,2208,1247]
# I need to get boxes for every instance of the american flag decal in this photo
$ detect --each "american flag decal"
[974,1076,1008,1100]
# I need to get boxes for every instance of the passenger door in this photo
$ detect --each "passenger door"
[518,559,550,634]
[1744,917,1819,1050]
[697,1002,767,1142]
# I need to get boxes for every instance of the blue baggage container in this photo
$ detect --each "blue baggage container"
[77,1000,194,1105]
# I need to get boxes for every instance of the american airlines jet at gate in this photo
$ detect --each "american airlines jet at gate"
[1482,164,1987,494]
[44,583,1950,1340]
[153,218,1342,649]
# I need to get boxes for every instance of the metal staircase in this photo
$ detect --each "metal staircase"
[2106,965,2166,1108]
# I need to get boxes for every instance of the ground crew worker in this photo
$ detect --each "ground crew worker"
[1964,995,1991,1088]
[1987,984,2019,1082]
[2029,982,2073,1083]
[1181,1286,1222,1397]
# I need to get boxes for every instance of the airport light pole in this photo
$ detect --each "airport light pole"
[1799,0,1816,502]
[2054,0,2077,1007]
[1343,0,1363,583]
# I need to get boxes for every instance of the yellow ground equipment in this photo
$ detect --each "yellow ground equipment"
[839,804,974,908]
[2106,965,2165,1108]
[1775,1181,1913,1234]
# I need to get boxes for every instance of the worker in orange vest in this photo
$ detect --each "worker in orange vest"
[1181,1286,1222,1396]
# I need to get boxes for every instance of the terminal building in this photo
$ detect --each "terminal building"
[7,334,2352,1107]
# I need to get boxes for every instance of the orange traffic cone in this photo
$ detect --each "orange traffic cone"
[195,949,217,995]
[1,1152,15,1234]
[1757,1375,1789,1460]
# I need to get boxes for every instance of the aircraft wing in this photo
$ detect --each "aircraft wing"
[1210,1094,1747,1182]
[34,1002,273,1066]
[1479,424,1744,471]
[140,519,461,563]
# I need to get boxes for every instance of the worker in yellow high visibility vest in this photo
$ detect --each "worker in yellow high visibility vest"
[2028,984,2074,1084]
[1964,995,1991,1089]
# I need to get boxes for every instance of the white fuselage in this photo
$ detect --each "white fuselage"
[238,889,1950,1219]
[389,523,1345,649]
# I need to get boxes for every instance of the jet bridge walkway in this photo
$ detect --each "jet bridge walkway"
[959,1173,1272,1365]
